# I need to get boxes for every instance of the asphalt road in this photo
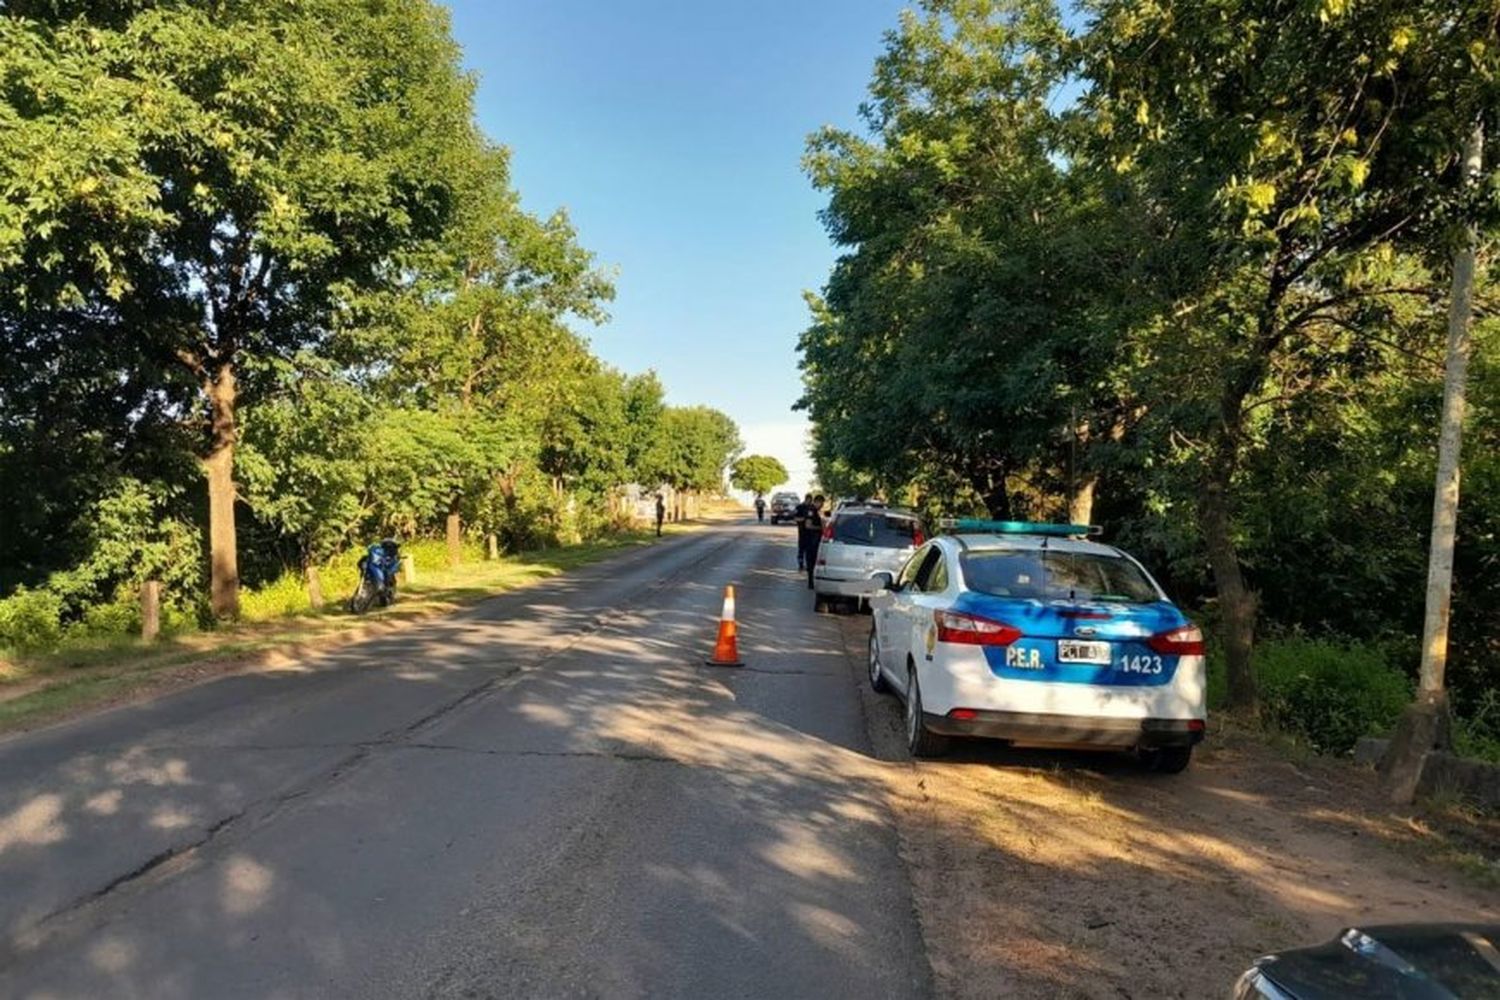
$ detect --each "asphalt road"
[0,522,931,999]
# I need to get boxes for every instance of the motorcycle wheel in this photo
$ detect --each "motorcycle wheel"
[348,577,377,614]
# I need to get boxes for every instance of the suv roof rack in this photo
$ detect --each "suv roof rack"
[936,518,1101,538]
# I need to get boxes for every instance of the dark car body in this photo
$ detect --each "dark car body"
[768,492,800,525]
[1234,924,1500,999]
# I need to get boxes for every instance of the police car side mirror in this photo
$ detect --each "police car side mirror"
[873,571,895,591]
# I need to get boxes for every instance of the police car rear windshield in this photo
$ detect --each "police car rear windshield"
[959,551,1159,603]
[832,513,921,548]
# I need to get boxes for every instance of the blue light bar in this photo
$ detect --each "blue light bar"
[939,518,1101,538]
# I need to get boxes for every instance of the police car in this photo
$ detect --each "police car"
[866,520,1206,771]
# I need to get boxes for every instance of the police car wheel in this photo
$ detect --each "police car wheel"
[867,628,890,693]
[1146,746,1192,774]
[905,662,950,758]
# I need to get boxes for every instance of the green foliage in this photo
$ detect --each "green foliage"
[640,406,743,492]
[239,367,372,566]
[1454,690,1500,764]
[804,0,1500,727]
[1257,638,1412,755]
[44,479,203,619]
[0,3,736,646]
[0,587,65,652]
[730,455,790,496]
[69,600,142,640]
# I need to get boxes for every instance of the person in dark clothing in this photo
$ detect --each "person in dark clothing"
[754,495,766,523]
[793,493,814,570]
[798,494,826,588]
[655,494,666,537]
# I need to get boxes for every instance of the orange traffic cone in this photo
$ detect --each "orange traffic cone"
[705,585,744,667]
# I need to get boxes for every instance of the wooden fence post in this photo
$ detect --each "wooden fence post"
[140,580,161,642]
[305,565,324,610]
[402,554,417,584]
[486,532,499,561]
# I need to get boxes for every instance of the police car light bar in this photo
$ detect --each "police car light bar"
[937,518,1102,538]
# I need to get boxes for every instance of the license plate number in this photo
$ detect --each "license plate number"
[1058,640,1111,664]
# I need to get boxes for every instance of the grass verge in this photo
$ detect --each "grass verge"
[0,522,707,736]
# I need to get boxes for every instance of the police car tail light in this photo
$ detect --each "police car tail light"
[934,610,1021,647]
[1146,625,1205,656]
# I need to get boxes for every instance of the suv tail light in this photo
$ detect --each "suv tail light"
[911,527,926,546]
[820,519,834,541]
[1146,624,1205,656]
[934,610,1021,647]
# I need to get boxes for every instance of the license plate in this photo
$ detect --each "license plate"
[1058,640,1111,664]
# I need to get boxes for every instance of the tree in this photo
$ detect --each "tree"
[2,1,480,617]
[800,0,1138,524]
[1078,0,1499,710]
[1382,123,1488,802]
[804,0,1500,725]
[730,455,790,497]
[639,406,743,501]
[237,364,371,607]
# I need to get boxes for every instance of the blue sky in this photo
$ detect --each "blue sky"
[443,0,909,493]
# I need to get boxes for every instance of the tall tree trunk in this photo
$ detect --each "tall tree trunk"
[1418,122,1482,709]
[1201,445,1258,711]
[205,361,240,619]
[1382,123,1483,802]
[446,499,463,567]
[1068,474,1097,525]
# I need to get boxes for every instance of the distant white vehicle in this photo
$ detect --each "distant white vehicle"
[812,505,925,612]
[866,520,1206,771]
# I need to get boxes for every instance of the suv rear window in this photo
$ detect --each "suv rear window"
[831,513,922,548]
[959,550,1159,603]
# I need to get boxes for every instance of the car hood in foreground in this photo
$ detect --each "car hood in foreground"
[1245,924,1500,999]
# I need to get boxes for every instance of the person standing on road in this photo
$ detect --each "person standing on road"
[754,494,766,523]
[655,493,666,538]
[793,493,813,570]
[799,494,827,589]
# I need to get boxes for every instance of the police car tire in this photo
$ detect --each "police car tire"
[1149,746,1192,774]
[867,628,890,693]
[905,663,950,758]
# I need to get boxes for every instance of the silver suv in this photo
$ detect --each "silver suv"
[813,506,925,612]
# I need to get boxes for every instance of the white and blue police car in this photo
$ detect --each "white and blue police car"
[866,520,1207,771]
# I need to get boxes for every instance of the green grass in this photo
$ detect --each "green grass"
[0,521,706,734]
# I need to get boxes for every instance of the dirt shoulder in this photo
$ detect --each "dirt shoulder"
[835,616,1500,1000]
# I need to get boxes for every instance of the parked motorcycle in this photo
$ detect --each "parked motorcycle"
[348,539,401,613]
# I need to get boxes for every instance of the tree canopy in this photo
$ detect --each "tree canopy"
[0,1,739,644]
[800,0,1500,730]
[730,455,790,496]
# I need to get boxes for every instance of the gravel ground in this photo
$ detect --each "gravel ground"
[834,613,1500,1000]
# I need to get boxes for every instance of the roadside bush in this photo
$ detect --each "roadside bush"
[0,586,66,652]
[241,559,364,622]
[401,538,484,571]
[68,599,142,639]
[1258,637,1411,755]
[1454,689,1500,764]
[240,573,315,623]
